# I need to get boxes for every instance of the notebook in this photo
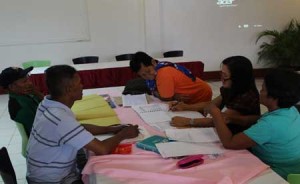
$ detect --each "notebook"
[131,104,170,124]
[135,135,171,154]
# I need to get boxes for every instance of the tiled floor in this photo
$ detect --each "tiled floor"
[0,94,27,184]
[0,79,265,184]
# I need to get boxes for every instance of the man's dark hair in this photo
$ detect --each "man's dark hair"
[129,51,154,73]
[264,69,300,108]
[45,65,77,98]
[222,56,258,100]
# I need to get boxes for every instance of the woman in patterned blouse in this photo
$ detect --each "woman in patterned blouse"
[170,56,260,134]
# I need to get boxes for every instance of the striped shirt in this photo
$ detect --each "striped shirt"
[26,96,94,183]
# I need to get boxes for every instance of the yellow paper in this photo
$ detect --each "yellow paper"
[72,94,108,112]
[75,107,116,120]
[71,94,120,125]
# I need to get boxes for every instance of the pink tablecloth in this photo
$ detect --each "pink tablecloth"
[82,104,269,184]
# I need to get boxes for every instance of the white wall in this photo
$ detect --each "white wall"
[160,0,300,70]
[0,0,145,68]
[0,0,300,71]
[0,0,90,46]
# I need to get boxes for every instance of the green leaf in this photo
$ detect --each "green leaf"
[256,19,300,67]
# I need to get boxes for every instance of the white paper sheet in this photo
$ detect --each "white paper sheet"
[95,126,150,143]
[132,104,204,131]
[122,94,148,107]
[156,142,225,158]
[167,111,204,119]
[165,128,220,143]
[132,103,169,113]
[131,104,170,124]
[151,121,176,131]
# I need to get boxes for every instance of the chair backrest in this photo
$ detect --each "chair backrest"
[72,56,99,64]
[22,60,51,69]
[15,122,29,158]
[115,54,134,61]
[163,50,184,58]
[0,147,17,184]
[288,174,300,184]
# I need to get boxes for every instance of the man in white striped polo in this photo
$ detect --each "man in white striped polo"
[26,65,139,184]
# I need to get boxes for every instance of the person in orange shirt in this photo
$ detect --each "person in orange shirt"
[129,51,212,104]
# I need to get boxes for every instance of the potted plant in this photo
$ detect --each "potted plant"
[256,19,300,68]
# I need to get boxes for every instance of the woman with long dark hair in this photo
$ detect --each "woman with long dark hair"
[170,56,260,134]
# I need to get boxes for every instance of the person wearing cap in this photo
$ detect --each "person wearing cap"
[0,66,43,137]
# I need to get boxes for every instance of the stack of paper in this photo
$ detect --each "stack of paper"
[72,94,120,126]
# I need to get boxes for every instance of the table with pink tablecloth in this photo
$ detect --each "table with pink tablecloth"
[81,88,285,184]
